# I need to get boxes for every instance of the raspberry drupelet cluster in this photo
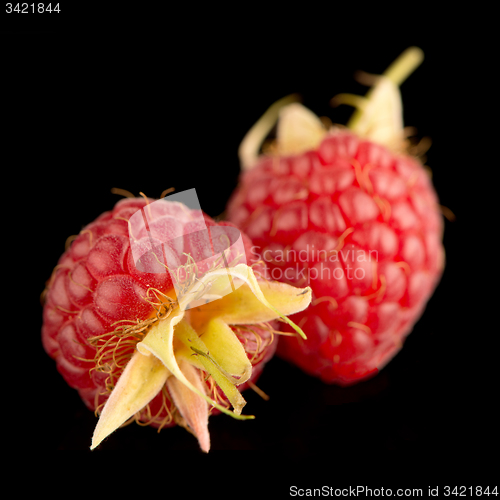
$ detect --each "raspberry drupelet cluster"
[227,47,445,385]
[42,195,311,450]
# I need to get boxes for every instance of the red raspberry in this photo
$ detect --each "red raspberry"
[226,48,445,385]
[41,194,311,450]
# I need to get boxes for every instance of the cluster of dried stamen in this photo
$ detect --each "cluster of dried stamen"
[88,287,177,427]
[233,322,277,365]
[168,243,246,301]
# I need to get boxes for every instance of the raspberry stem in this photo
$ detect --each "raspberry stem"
[381,46,424,87]
[239,94,300,170]
[347,46,424,137]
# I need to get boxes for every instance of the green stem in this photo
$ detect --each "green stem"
[382,46,424,86]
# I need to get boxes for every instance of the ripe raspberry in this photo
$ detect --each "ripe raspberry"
[42,193,311,450]
[226,48,445,385]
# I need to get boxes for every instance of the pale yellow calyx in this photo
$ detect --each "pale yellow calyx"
[90,351,170,450]
[198,317,252,384]
[90,263,312,452]
[334,77,404,151]
[334,46,424,151]
[238,47,424,166]
[190,277,313,329]
[238,96,328,165]
[275,103,327,155]
[166,359,210,453]
[238,94,300,170]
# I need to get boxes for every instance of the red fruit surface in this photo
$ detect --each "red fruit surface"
[42,196,276,428]
[227,130,444,385]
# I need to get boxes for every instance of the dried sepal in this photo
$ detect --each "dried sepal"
[166,359,210,453]
[91,262,312,451]
[191,277,312,331]
[91,351,170,450]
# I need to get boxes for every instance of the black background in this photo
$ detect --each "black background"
[3,6,496,488]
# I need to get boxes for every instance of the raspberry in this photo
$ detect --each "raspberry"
[42,193,311,450]
[227,48,444,385]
